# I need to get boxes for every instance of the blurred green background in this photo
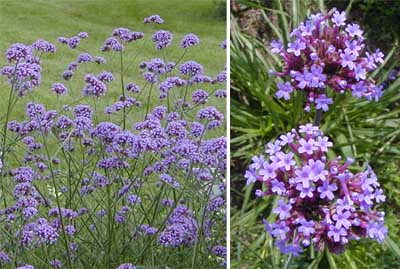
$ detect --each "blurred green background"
[231,0,400,268]
[0,0,226,131]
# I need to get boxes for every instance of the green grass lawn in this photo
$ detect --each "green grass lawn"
[0,0,226,132]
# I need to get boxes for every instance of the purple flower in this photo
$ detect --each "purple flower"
[192,89,209,104]
[6,43,31,62]
[274,151,295,171]
[77,32,89,38]
[116,263,136,269]
[270,178,286,195]
[297,219,315,237]
[180,61,204,76]
[296,184,315,198]
[68,36,81,49]
[101,37,124,52]
[51,83,67,95]
[367,222,387,243]
[143,14,164,24]
[317,181,338,200]
[248,124,387,254]
[315,95,333,112]
[152,30,173,50]
[273,200,292,219]
[32,39,56,53]
[269,9,384,110]
[332,10,346,26]
[298,138,316,155]
[332,210,352,229]
[271,221,290,240]
[259,161,277,181]
[287,39,305,56]
[327,225,347,242]
[276,82,294,100]
[77,53,93,63]
[181,33,200,48]
[345,23,363,38]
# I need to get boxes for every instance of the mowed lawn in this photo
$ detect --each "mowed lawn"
[0,0,226,132]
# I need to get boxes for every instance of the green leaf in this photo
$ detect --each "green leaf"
[325,250,338,269]
[385,236,400,258]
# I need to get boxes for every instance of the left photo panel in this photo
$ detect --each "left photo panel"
[0,1,227,268]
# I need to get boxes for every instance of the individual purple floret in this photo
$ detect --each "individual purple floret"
[270,9,384,111]
[246,124,387,255]
[181,33,200,48]
[143,14,164,24]
[152,30,173,50]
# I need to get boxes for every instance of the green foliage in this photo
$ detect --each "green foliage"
[231,0,400,268]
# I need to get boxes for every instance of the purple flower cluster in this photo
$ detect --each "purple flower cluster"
[112,27,144,43]
[143,14,164,24]
[116,263,136,269]
[271,9,384,111]
[32,39,56,53]
[158,205,198,247]
[246,124,386,254]
[181,33,200,48]
[58,32,88,49]
[51,82,67,95]
[81,73,110,97]
[0,42,51,96]
[152,30,173,50]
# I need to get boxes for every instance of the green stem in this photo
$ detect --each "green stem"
[314,109,323,127]
[144,84,153,120]
[120,51,126,130]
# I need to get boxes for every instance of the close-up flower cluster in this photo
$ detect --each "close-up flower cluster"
[270,9,385,112]
[0,10,226,268]
[245,124,387,255]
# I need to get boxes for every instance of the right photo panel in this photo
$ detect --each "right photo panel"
[230,0,400,268]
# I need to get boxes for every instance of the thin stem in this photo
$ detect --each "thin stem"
[144,84,154,120]
[314,109,323,127]
[120,51,126,130]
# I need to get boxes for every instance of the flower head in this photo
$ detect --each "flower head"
[270,9,385,111]
[246,124,386,254]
